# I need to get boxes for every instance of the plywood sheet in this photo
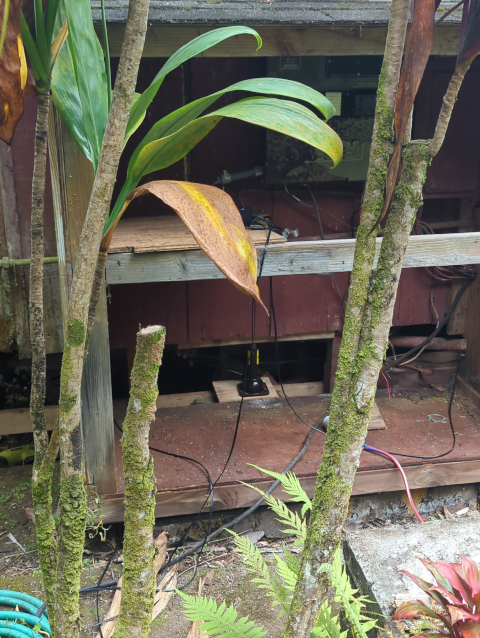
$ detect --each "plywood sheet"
[0,405,58,435]
[108,215,285,254]
[369,402,386,430]
[213,378,279,402]
[108,392,480,520]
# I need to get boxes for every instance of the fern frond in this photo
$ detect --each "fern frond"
[311,601,348,638]
[319,551,378,638]
[228,531,291,615]
[282,549,300,579]
[240,483,307,543]
[177,590,268,638]
[274,553,297,593]
[248,465,312,516]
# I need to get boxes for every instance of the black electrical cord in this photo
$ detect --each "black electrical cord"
[383,278,474,373]
[160,424,319,569]
[378,356,462,460]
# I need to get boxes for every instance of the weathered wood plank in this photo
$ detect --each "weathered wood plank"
[106,232,480,285]
[103,24,460,58]
[177,331,335,350]
[0,405,58,435]
[99,458,480,522]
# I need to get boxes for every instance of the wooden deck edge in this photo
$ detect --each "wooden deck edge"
[457,376,480,411]
[99,458,480,523]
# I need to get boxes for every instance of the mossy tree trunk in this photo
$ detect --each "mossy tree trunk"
[54,2,151,636]
[283,4,474,637]
[29,90,60,634]
[112,325,166,638]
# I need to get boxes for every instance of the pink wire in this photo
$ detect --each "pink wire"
[380,370,391,398]
[363,445,424,523]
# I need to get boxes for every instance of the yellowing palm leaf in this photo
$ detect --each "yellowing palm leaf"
[123,181,266,310]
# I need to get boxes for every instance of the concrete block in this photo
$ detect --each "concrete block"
[344,514,480,632]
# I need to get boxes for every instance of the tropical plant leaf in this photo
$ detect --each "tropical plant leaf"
[177,590,268,638]
[273,553,297,593]
[62,0,108,169]
[21,10,48,84]
[457,0,480,67]
[247,465,312,516]
[33,0,48,64]
[459,622,480,638]
[0,0,10,57]
[312,601,348,638]
[130,76,336,166]
[45,0,60,49]
[50,18,67,68]
[393,600,450,624]
[371,0,437,233]
[51,0,92,162]
[398,570,451,610]
[0,0,26,143]
[126,26,262,140]
[122,181,265,309]
[107,97,343,231]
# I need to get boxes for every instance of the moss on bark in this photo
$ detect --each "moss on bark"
[112,326,166,638]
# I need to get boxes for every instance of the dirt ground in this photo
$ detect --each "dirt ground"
[0,464,287,637]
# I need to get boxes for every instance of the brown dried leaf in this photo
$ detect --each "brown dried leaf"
[127,181,266,311]
[0,0,26,143]
[371,0,437,233]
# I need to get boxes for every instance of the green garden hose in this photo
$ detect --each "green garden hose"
[0,592,50,637]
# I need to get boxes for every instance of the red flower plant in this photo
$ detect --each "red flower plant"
[393,556,480,638]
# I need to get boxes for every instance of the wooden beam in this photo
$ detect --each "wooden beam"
[48,107,117,495]
[0,405,58,436]
[103,24,460,58]
[99,458,480,522]
[177,331,335,349]
[106,232,480,285]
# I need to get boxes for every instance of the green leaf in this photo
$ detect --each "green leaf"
[312,601,348,638]
[228,530,291,615]
[178,590,268,637]
[34,0,49,69]
[51,1,92,163]
[62,0,109,169]
[128,76,335,171]
[45,0,60,47]
[20,12,48,85]
[106,97,342,234]
[248,464,312,516]
[123,93,146,148]
[126,26,262,139]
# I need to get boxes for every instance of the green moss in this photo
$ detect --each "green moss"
[32,456,58,634]
[66,319,85,347]
[56,473,88,635]
[59,346,77,414]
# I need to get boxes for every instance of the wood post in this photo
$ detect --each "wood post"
[48,108,117,494]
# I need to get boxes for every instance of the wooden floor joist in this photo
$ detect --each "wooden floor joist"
[99,458,480,523]
[106,231,480,285]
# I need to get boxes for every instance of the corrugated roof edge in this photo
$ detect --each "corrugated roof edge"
[90,1,463,26]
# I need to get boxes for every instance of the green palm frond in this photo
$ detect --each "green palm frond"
[248,465,312,516]
[319,551,378,638]
[241,483,306,543]
[177,590,268,638]
[228,531,291,615]
[311,601,348,638]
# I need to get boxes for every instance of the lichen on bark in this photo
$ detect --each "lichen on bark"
[112,325,166,638]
